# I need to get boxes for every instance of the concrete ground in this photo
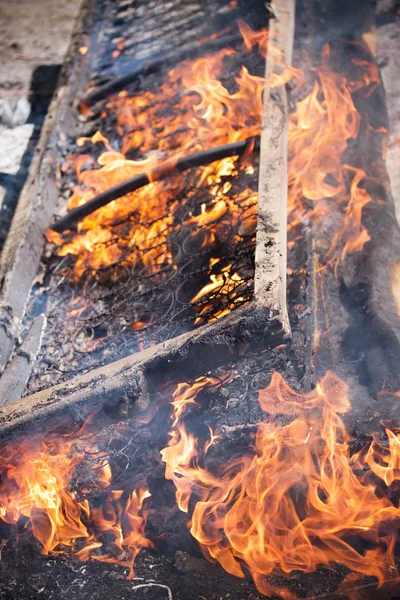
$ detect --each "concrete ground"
[0,0,82,99]
[0,0,83,250]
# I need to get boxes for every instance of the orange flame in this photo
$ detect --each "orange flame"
[0,432,151,579]
[287,49,381,270]
[162,372,400,597]
[161,376,224,511]
[48,38,382,311]
[2,373,400,594]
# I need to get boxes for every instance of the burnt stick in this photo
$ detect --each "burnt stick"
[50,136,261,233]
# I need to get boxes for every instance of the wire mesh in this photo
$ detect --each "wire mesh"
[26,156,258,393]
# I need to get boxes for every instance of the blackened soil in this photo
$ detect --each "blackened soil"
[0,537,350,600]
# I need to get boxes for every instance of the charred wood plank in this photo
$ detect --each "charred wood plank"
[0,0,95,374]
[0,0,296,430]
[0,315,46,406]
[376,1,400,220]
[301,0,400,434]
[82,30,245,108]
[0,304,285,437]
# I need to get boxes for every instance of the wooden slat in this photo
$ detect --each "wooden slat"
[0,305,285,436]
[376,2,400,221]
[0,315,46,406]
[254,0,295,336]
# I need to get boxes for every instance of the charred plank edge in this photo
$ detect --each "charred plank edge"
[0,315,46,407]
[376,4,400,220]
[82,29,244,107]
[51,136,261,232]
[0,0,295,426]
[0,304,287,437]
[348,13,400,399]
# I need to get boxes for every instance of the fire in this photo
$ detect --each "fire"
[0,430,151,579]
[170,376,222,427]
[288,67,360,214]
[45,23,301,333]
[7,24,395,595]
[161,376,224,511]
[162,372,400,597]
[47,36,383,330]
[60,24,281,219]
[2,373,400,594]
[287,50,379,270]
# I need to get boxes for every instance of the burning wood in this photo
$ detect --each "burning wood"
[162,372,400,596]
[10,15,295,396]
[0,427,152,580]
[1,369,400,598]
[0,0,399,598]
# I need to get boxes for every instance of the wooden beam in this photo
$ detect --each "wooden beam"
[376,0,400,221]
[255,0,295,336]
[305,0,400,436]
[0,315,46,407]
[0,305,285,437]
